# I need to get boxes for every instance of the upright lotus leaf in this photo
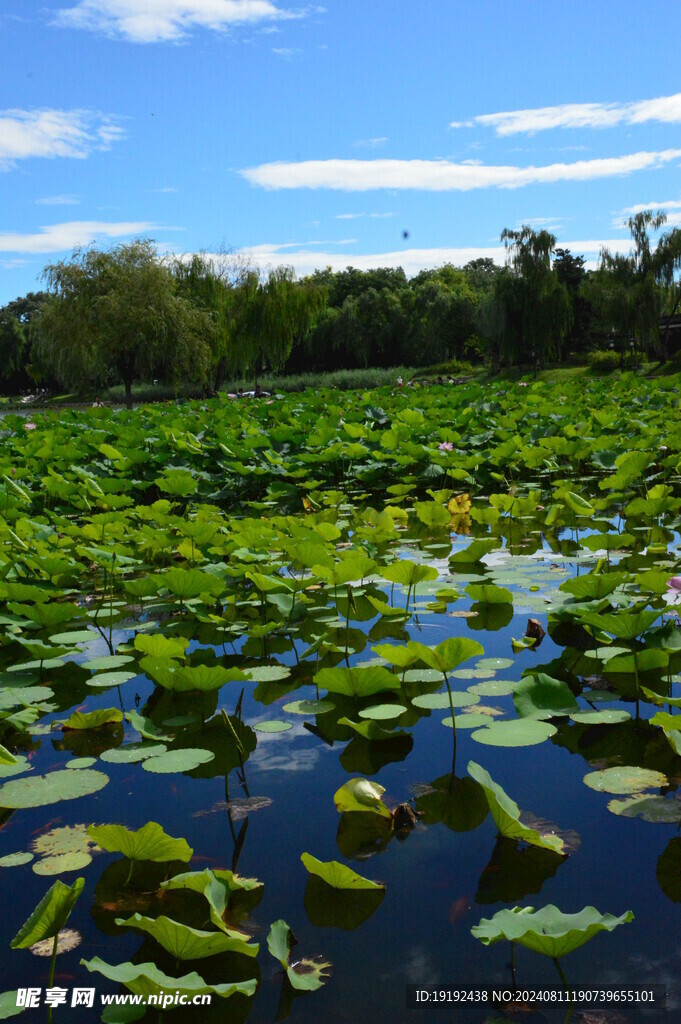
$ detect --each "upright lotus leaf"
[154,469,198,496]
[381,560,438,587]
[406,638,484,675]
[578,608,661,642]
[124,709,172,742]
[471,904,634,957]
[301,853,384,890]
[59,707,123,731]
[371,644,418,669]
[414,501,451,528]
[267,919,331,992]
[450,538,497,566]
[115,913,259,959]
[161,568,223,600]
[162,870,260,936]
[0,745,16,767]
[512,674,579,720]
[173,664,247,693]
[560,572,627,601]
[11,877,84,948]
[133,634,189,660]
[560,491,595,517]
[80,958,256,1001]
[466,583,513,605]
[314,666,400,698]
[333,778,391,817]
[467,762,566,855]
[9,602,80,628]
[86,822,193,863]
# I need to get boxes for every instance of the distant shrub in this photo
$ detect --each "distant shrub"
[587,349,621,373]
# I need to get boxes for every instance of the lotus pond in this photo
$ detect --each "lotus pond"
[1,374,681,1023]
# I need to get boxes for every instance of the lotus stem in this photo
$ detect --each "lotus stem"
[47,932,59,1024]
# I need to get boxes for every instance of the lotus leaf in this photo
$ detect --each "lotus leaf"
[471,904,633,957]
[86,822,192,862]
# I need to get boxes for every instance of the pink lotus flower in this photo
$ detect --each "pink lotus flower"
[668,577,681,591]
[24,422,36,431]
[438,441,454,452]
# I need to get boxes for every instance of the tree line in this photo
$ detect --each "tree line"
[2,211,681,405]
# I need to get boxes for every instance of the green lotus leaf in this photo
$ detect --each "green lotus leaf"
[406,638,485,674]
[0,755,31,780]
[607,795,681,822]
[570,709,631,725]
[134,634,189,660]
[100,744,167,764]
[381,560,438,587]
[80,957,256,1001]
[31,825,98,876]
[246,665,290,682]
[357,703,406,721]
[86,822,193,862]
[301,852,384,890]
[583,767,667,795]
[467,761,566,854]
[282,699,334,716]
[468,680,517,697]
[450,538,497,566]
[471,904,633,957]
[82,655,134,672]
[0,852,33,868]
[371,644,417,669]
[333,778,391,817]
[466,584,513,604]
[59,707,123,731]
[315,665,400,698]
[254,720,292,733]
[471,719,557,747]
[124,709,172,742]
[11,877,84,948]
[115,913,258,959]
[412,692,479,710]
[162,568,223,599]
[0,769,108,808]
[142,748,215,774]
[267,919,331,991]
[161,870,262,936]
[87,671,136,689]
[513,674,579,720]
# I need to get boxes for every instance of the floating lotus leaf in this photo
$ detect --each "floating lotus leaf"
[0,852,33,868]
[282,699,334,715]
[0,755,31,779]
[583,767,667,795]
[301,852,384,890]
[115,913,258,959]
[80,957,256,1001]
[358,703,406,721]
[513,674,579,720]
[412,692,479,710]
[142,748,215,774]
[0,769,109,808]
[254,721,292,733]
[607,795,681,822]
[87,822,193,863]
[476,657,514,671]
[11,877,84,948]
[444,713,494,730]
[31,824,98,876]
[246,665,290,682]
[333,778,391,817]
[87,671,136,689]
[471,719,557,747]
[570,709,631,725]
[267,918,331,991]
[471,904,634,957]
[100,744,167,764]
[65,757,98,769]
[468,680,517,697]
[83,655,134,672]
[467,761,566,854]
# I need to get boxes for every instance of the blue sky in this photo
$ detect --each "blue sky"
[2,0,681,302]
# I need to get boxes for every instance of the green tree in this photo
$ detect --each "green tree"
[500,226,572,372]
[35,239,215,407]
[0,292,49,392]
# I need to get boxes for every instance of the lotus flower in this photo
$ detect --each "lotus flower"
[24,422,36,431]
[668,577,681,591]
[438,441,454,452]
[664,577,681,606]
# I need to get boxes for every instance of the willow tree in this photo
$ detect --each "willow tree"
[228,266,325,384]
[35,239,215,407]
[500,226,572,372]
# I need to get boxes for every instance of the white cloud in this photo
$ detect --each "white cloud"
[0,108,124,169]
[0,221,156,254]
[241,149,681,192]
[236,238,634,277]
[454,92,681,136]
[272,46,301,58]
[152,186,179,194]
[55,0,304,43]
[35,194,81,206]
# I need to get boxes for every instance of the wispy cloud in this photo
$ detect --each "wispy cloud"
[237,238,633,277]
[54,0,308,44]
[452,91,681,136]
[152,186,179,194]
[35,194,81,206]
[335,212,394,220]
[242,150,681,192]
[0,221,157,254]
[0,108,124,169]
[353,137,388,148]
[272,46,302,58]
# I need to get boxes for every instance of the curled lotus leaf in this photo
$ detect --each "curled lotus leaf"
[267,919,331,992]
[80,957,256,1001]
[86,822,193,863]
[467,761,566,855]
[471,904,633,958]
[115,913,258,959]
[333,778,391,818]
[300,852,384,890]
